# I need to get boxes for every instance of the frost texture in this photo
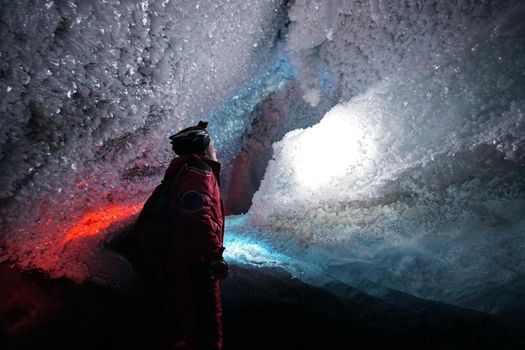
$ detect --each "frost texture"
[1,0,524,310]
[0,0,287,284]
[249,0,525,311]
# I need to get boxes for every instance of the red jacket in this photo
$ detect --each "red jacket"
[163,154,225,264]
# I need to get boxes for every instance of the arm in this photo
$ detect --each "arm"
[176,157,224,262]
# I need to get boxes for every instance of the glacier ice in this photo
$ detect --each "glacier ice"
[0,0,523,313]
[248,0,525,311]
[0,0,289,283]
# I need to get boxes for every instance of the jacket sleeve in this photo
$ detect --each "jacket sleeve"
[174,158,223,261]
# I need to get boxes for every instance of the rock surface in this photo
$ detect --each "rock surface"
[1,263,524,349]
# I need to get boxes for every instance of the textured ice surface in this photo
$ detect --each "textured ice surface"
[0,0,288,283]
[221,78,336,214]
[1,0,524,311]
[248,0,525,311]
[224,215,294,268]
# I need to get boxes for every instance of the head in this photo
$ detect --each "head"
[169,121,211,156]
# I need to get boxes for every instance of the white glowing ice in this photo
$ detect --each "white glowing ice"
[248,0,525,311]
[284,107,378,191]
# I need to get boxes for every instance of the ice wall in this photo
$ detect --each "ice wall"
[222,78,339,214]
[1,0,524,311]
[0,0,288,282]
[249,0,525,311]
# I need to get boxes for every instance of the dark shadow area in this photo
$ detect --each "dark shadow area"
[1,263,524,350]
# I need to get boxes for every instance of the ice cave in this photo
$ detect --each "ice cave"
[1,0,524,349]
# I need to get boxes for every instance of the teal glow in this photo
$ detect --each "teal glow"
[206,50,297,162]
[223,215,292,267]
[222,215,360,289]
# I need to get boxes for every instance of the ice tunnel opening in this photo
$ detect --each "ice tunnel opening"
[290,108,378,191]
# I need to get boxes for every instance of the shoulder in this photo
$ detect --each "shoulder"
[187,156,212,173]
[165,155,190,178]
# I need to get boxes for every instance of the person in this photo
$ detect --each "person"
[158,121,228,350]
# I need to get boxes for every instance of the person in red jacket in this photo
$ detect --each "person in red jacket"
[160,121,228,350]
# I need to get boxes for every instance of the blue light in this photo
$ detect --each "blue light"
[223,215,292,267]
[319,65,334,95]
[222,215,358,288]
[205,50,298,162]
[224,234,289,266]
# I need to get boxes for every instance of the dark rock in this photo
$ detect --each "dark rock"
[1,263,524,350]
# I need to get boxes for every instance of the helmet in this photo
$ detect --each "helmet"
[169,121,210,156]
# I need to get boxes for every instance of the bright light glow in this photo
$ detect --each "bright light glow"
[62,202,144,244]
[223,215,336,281]
[223,215,290,267]
[223,238,285,266]
[289,106,377,190]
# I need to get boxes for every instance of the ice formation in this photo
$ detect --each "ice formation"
[249,0,525,311]
[0,0,289,282]
[0,0,524,312]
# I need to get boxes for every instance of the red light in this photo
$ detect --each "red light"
[62,203,144,244]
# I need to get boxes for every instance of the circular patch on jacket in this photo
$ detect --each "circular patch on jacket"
[181,190,205,212]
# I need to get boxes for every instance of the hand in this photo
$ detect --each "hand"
[209,259,229,280]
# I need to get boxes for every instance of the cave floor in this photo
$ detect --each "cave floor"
[1,263,524,350]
